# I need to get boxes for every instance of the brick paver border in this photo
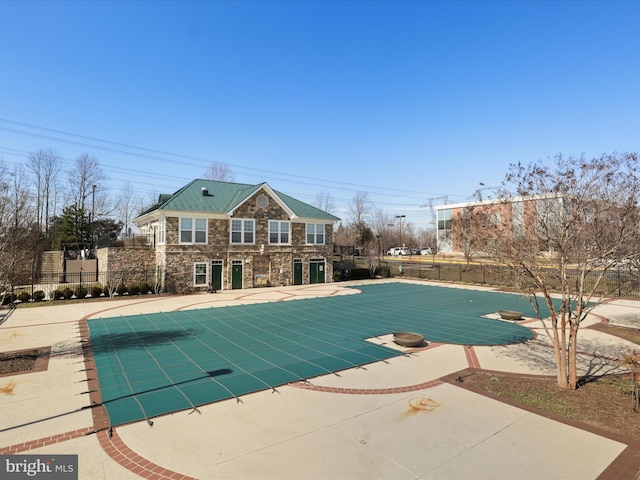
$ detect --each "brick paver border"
[3,299,637,480]
[0,427,94,455]
[97,428,197,480]
[78,317,196,480]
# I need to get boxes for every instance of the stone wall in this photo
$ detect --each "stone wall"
[96,246,156,286]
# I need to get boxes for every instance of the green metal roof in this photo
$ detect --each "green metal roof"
[136,179,340,222]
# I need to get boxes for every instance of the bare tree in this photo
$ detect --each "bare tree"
[418,226,436,251]
[473,152,640,390]
[345,191,376,256]
[455,203,500,265]
[27,148,62,234]
[333,223,355,248]
[403,221,417,250]
[67,153,106,211]
[348,191,373,226]
[0,163,38,292]
[371,208,394,254]
[202,161,236,182]
[0,160,9,221]
[115,182,142,237]
[139,190,161,216]
[313,191,336,214]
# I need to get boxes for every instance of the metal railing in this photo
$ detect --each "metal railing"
[97,233,155,249]
[378,261,640,299]
[5,269,160,303]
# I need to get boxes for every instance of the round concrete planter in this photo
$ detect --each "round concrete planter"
[393,332,425,347]
[498,310,523,321]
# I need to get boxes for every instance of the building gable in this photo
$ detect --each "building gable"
[134,179,340,224]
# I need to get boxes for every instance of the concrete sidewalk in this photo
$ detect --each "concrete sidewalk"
[1,280,638,479]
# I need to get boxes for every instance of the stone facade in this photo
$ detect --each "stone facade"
[96,246,157,286]
[150,188,335,293]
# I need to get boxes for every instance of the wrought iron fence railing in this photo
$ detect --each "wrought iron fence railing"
[4,269,160,304]
[375,261,640,300]
[97,233,155,248]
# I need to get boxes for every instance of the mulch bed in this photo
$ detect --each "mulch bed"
[0,348,51,377]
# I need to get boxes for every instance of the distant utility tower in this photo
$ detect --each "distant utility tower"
[470,184,501,200]
[419,196,448,229]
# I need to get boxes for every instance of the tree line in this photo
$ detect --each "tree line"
[0,149,146,289]
[318,190,437,256]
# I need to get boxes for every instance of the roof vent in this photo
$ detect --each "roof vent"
[256,194,269,209]
[201,187,213,197]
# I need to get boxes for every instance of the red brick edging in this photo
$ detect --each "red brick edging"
[464,345,481,369]
[97,429,197,480]
[0,427,94,455]
[4,306,635,479]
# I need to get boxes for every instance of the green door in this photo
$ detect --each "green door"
[293,259,303,285]
[211,260,223,291]
[231,261,243,289]
[309,259,325,284]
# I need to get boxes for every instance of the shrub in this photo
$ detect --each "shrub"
[51,290,65,300]
[2,293,16,305]
[377,265,391,278]
[91,285,103,298]
[32,291,46,302]
[74,286,88,299]
[62,287,74,300]
[351,268,373,280]
[17,291,31,303]
[139,283,152,294]
[620,350,640,411]
[128,284,141,295]
[116,284,128,296]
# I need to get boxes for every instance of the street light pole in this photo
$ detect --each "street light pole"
[91,185,96,249]
[386,223,394,255]
[396,215,406,247]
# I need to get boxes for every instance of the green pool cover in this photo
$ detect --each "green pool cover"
[88,283,546,426]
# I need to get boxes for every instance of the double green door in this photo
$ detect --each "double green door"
[309,259,325,284]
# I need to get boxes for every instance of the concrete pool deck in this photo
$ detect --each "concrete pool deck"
[1,279,639,479]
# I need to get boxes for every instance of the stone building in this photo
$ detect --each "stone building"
[133,179,340,293]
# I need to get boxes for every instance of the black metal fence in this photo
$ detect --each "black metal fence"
[97,233,155,249]
[379,261,640,300]
[6,269,159,303]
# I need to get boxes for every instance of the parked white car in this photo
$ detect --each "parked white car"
[420,248,433,255]
[388,247,409,256]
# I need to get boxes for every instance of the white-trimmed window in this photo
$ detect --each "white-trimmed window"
[231,219,254,244]
[180,217,207,244]
[306,223,325,245]
[269,221,290,244]
[437,209,452,231]
[194,262,208,286]
[158,217,165,244]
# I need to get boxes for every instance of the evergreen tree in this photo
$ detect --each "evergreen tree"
[52,205,91,250]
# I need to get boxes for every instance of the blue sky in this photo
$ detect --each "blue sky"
[1,1,639,229]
